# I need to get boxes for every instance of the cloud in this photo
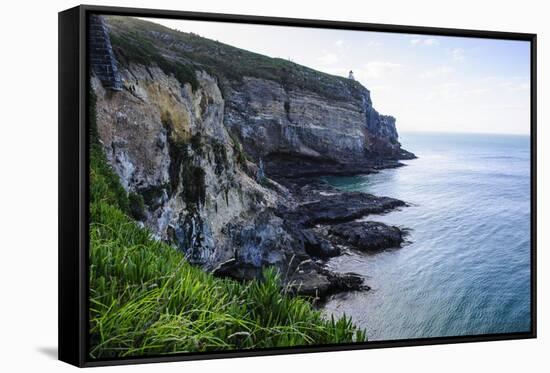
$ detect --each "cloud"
[425,82,462,102]
[365,40,382,47]
[489,104,529,111]
[360,61,402,79]
[410,37,440,46]
[448,48,466,61]
[482,76,529,92]
[419,66,454,79]
[370,85,391,93]
[317,53,340,65]
[466,88,490,96]
[500,81,530,92]
[424,38,439,46]
[335,40,344,47]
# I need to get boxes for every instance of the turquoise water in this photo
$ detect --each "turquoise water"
[322,132,531,341]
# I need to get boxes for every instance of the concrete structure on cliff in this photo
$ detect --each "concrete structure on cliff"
[89,15,123,91]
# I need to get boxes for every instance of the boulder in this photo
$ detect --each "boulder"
[287,260,369,299]
[302,229,340,259]
[285,191,406,227]
[329,221,404,252]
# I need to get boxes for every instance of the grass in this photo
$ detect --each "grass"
[105,16,367,101]
[88,92,366,359]
[228,131,250,167]
[109,30,199,91]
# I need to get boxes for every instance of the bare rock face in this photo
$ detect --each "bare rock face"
[93,67,279,267]
[92,15,415,297]
[224,77,369,161]
[223,76,414,177]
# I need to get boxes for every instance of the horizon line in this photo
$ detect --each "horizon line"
[399,129,530,137]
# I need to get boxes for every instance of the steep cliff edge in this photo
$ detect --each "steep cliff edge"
[91,16,412,297]
[93,66,279,267]
[104,16,414,176]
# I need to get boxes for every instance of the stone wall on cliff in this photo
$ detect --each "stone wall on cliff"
[89,15,123,91]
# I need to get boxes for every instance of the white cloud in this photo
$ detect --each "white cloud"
[370,85,391,92]
[410,37,440,46]
[425,82,462,102]
[466,88,490,96]
[317,53,340,65]
[365,40,382,47]
[334,40,344,47]
[424,38,439,46]
[488,104,529,111]
[448,48,466,61]
[481,77,529,93]
[500,81,530,92]
[419,66,454,79]
[359,61,402,79]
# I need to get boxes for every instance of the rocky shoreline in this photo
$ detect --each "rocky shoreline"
[93,15,417,303]
[213,164,411,300]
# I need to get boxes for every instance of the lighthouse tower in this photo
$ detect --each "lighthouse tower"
[348,70,355,80]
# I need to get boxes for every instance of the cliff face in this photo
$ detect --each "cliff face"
[223,76,415,176]
[104,17,413,169]
[93,66,280,266]
[225,76,398,161]
[91,16,413,292]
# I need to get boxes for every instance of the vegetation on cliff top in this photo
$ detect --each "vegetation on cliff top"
[105,16,367,101]
[110,30,200,91]
[89,90,366,359]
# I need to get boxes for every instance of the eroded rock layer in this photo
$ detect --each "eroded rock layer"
[91,15,414,298]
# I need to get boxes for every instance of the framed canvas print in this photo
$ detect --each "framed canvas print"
[58,5,537,367]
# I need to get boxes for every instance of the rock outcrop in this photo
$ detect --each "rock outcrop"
[92,66,277,267]
[91,15,415,298]
[328,221,404,252]
[224,77,415,178]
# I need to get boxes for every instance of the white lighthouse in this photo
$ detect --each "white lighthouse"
[348,70,355,80]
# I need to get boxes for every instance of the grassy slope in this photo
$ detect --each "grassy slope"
[106,16,367,101]
[88,90,366,359]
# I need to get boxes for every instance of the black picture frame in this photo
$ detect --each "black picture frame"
[59,4,537,367]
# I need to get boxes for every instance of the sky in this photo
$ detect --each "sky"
[142,17,531,135]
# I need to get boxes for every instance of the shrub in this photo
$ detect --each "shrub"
[110,30,199,91]
[128,192,146,221]
[228,131,249,168]
[106,16,364,101]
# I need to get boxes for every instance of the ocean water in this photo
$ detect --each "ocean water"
[322,132,532,341]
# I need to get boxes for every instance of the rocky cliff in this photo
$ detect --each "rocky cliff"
[91,16,413,297]
[92,66,278,266]
[223,75,413,177]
